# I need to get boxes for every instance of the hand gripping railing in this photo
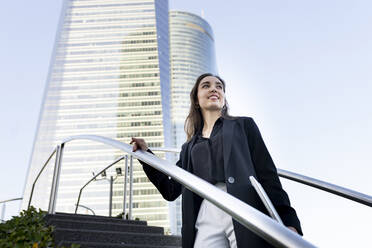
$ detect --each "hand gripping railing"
[151,148,372,208]
[30,135,316,248]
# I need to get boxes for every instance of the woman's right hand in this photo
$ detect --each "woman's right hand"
[130,137,148,152]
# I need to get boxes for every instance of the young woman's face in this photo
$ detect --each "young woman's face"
[197,76,225,112]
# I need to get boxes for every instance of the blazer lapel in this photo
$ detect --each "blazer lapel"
[186,135,198,172]
[223,118,236,173]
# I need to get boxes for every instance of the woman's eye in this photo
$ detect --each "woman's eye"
[202,84,209,88]
[216,85,222,89]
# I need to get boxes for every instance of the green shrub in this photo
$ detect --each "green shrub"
[0,206,79,248]
[115,212,128,219]
[115,212,140,221]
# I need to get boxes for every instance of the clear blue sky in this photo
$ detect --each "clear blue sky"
[1,0,371,247]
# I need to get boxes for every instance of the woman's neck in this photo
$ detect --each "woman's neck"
[201,110,221,137]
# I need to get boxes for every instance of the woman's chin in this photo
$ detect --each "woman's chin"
[203,105,223,112]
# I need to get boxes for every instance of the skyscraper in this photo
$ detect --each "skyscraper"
[22,0,173,231]
[169,10,218,149]
[168,10,217,234]
[22,1,217,235]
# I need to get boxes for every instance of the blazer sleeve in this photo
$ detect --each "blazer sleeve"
[137,147,184,201]
[245,117,303,235]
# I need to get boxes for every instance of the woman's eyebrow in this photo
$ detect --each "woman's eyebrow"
[200,81,210,85]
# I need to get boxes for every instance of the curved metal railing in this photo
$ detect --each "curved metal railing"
[75,155,126,216]
[151,148,372,207]
[0,198,23,204]
[75,204,95,215]
[277,168,372,207]
[28,147,57,208]
[1,197,23,223]
[29,135,316,248]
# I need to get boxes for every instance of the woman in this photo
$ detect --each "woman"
[131,73,302,248]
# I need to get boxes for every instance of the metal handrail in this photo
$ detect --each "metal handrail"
[150,147,372,207]
[33,135,315,248]
[75,204,95,215]
[1,197,23,223]
[0,198,23,204]
[278,168,372,207]
[28,147,57,208]
[75,155,126,214]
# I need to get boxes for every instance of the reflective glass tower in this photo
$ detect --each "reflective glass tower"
[169,10,217,148]
[22,0,173,231]
[22,2,218,235]
[168,10,217,234]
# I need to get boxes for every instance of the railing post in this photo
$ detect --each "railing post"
[1,203,5,223]
[28,147,57,209]
[75,188,83,214]
[48,144,64,214]
[128,155,133,220]
[109,176,113,217]
[123,155,128,219]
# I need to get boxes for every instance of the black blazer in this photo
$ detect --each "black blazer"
[140,117,302,248]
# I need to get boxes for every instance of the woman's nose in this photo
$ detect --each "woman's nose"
[210,87,217,92]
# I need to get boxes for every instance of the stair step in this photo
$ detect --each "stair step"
[47,219,163,234]
[54,228,182,247]
[58,240,181,248]
[45,212,147,226]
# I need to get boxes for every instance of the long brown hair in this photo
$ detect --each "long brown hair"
[184,73,235,141]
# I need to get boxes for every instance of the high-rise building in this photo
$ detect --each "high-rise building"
[21,1,217,235]
[169,10,217,148]
[22,0,173,231]
[168,10,217,234]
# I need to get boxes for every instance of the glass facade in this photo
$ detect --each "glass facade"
[169,10,217,149]
[168,10,217,234]
[21,3,217,236]
[22,0,173,232]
